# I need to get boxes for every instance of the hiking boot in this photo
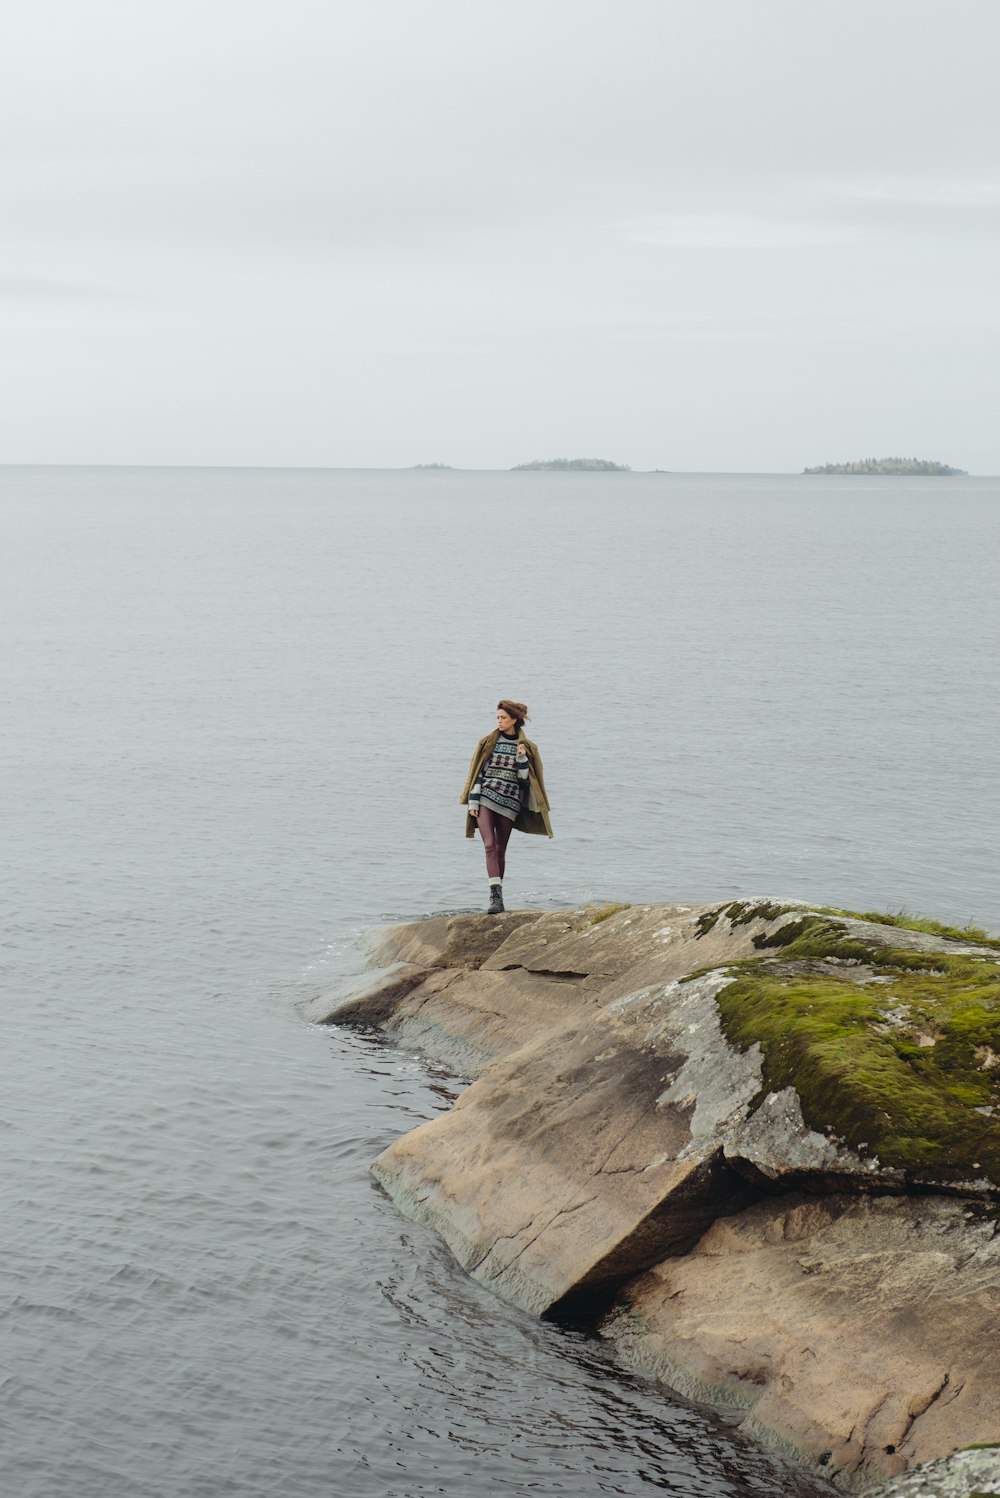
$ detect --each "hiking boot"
[487,885,505,915]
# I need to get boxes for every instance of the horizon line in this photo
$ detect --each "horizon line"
[0,462,989,477]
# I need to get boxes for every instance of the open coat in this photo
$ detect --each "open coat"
[459,730,553,839]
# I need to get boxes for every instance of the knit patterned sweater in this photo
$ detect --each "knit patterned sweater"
[469,732,530,822]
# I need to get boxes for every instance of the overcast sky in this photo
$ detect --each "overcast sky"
[2,0,998,471]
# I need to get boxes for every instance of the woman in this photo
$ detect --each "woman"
[459,699,553,914]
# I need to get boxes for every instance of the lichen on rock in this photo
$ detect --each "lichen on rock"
[312,897,1000,1489]
[863,1444,1000,1496]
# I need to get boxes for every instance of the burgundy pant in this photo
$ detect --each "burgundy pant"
[476,806,515,880]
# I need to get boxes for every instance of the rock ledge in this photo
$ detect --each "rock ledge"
[313,900,1000,1492]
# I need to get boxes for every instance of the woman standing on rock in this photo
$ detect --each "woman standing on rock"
[460,699,553,914]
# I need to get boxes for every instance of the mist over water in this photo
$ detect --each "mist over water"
[3,465,997,1497]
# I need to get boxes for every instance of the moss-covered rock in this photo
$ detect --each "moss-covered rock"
[333,898,1000,1487]
[706,913,1000,1185]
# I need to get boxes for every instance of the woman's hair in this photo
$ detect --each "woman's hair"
[497,698,530,729]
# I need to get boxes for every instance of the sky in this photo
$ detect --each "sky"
[2,0,998,472]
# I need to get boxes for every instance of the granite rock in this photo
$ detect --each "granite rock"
[602,1192,1000,1487]
[865,1443,1000,1496]
[310,899,1000,1486]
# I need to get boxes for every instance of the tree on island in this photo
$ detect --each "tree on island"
[804,457,966,476]
[512,457,630,472]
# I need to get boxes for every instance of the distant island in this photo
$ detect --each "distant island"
[804,457,967,476]
[411,463,453,470]
[512,458,630,472]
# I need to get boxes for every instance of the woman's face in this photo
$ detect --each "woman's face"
[496,708,517,734]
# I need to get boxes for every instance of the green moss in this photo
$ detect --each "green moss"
[686,905,1000,1181]
[695,900,999,950]
[733,900,793,927]
[751,915,863,958]
[716,946,1000,1181]
[748,914,989,979]
[817,905,1000,951]
[695,899,796,939]
[586,902,632,926]
[684,912,977,989]
[573,901,632,931]
[694,904,729,937]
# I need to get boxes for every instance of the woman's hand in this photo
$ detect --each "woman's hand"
[469,804,479,817]
[516,744,529,760]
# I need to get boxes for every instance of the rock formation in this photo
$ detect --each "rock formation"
[309,899,1000,1492]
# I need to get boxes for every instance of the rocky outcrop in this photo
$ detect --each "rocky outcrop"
[603,1193,1000,1485]
[312,899,1000,1490]
[368,965,764,1316]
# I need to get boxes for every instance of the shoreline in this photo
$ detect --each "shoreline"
[307,899,1000,1494]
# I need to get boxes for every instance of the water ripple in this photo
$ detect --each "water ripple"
[4,467,994,1496]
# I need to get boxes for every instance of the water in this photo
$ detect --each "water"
[3,465,998,1497]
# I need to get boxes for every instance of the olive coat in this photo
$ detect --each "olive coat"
[459,730,553,839]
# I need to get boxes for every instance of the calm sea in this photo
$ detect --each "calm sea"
[3,465,997,1498]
